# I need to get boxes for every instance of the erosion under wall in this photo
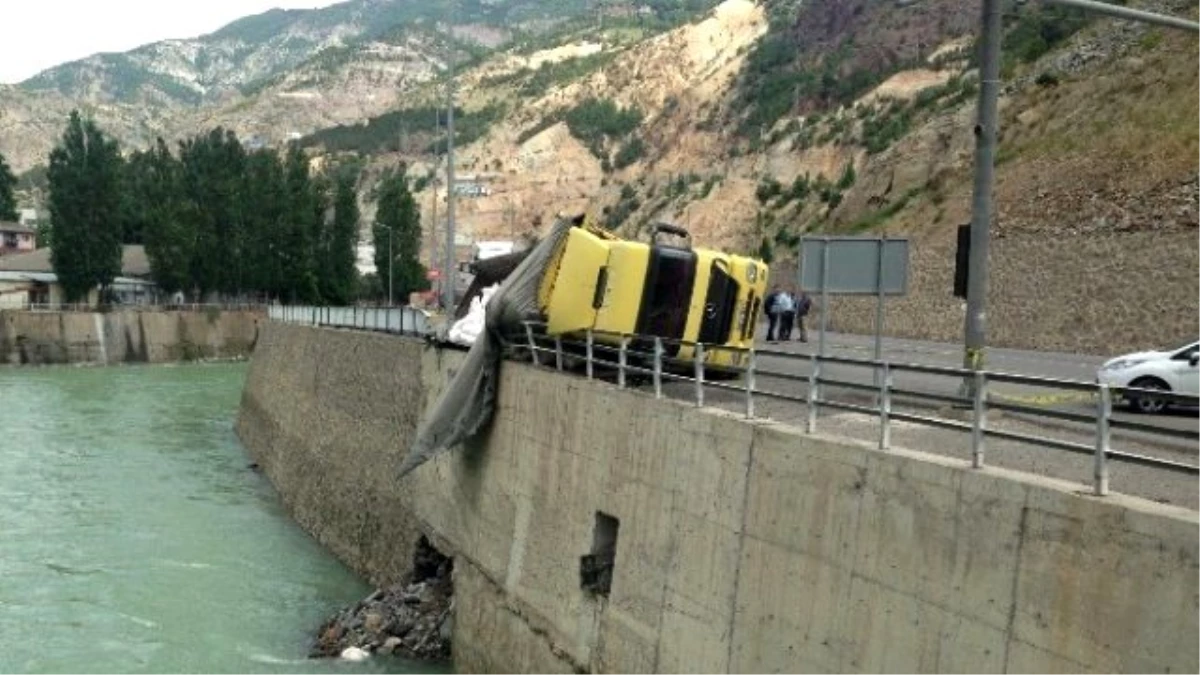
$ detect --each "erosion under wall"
[0,309,262,365]
[775,229,1199,355]
[236,322,1199,673]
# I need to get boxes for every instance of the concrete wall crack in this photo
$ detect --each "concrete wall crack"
[1002,496,1031,673]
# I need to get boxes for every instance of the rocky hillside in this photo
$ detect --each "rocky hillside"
[17,0,593,106]
[380,0,1194,247]
[1,0,1194,352]
[0,0,607,172]
[319,0,1194,352]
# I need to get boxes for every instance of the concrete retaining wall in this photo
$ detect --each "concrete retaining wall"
[236,322,1199,673]
[0,309,263,365]
[775,229,1199,356]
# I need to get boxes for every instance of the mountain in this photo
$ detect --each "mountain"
[2,0,1194,352]
[17,0,593,107]
[306,0,1195,353]
[0,0,604,172]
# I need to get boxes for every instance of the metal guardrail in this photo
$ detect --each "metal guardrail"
[269,304,433,337]
[8,302,267,312]
[261,308,1198,496]
[511,322,1200,497]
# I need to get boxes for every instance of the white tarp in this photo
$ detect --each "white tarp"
[447,283,500,347]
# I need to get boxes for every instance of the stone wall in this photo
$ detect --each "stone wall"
[237,322,1199,673]
[0,309,262,365]
[779,229,1199,355]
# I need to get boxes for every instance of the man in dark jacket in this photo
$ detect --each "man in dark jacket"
[794,289,812,342]
[764,285,781,342]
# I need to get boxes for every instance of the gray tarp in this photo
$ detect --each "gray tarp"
[398,216,577,477]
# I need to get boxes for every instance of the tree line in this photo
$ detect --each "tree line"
[33,110,428,304]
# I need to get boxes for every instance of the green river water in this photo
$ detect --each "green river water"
[0,362,442,674]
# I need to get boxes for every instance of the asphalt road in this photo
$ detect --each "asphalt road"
[750,328,1199,441]
[613,326,1196,507]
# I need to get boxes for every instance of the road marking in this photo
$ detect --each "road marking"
[990,391,1097,406]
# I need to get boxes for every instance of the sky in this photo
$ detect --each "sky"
[0,0,339,84]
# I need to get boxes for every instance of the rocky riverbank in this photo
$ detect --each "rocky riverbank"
[310,537,453,663]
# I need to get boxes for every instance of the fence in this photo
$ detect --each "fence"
[514,322,1199,498]
[269,304,433,337]
[262,307,1199,497]
[10,301,266,313]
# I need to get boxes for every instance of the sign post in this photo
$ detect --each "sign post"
[800,235,911,401]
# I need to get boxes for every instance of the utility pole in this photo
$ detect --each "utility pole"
[429,109,440,303]
[388,228,394,306]
[956,0,1198,395]
[442,77,458,310]
[959,0,1001,393]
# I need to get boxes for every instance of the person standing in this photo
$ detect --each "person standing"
[794,289,812,342]
[778,289,796,341]
[764,285,781,342]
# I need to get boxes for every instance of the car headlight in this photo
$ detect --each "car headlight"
[1103,358,1147,371]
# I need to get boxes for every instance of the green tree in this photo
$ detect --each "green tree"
[280,144,321,303]
[137,139,194,295]
[0,151,17,222]
[241,149,288,299]
[320,166,360,305]
[372,166,428,304]
[47,110,124,303]
[178,128,246,298]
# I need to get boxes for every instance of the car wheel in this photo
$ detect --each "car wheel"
[1128,376,1171,414]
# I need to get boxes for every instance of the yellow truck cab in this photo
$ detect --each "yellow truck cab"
[537,217,768,375]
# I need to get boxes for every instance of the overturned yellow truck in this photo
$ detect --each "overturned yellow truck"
[404,215,769,476]
[535,217,769,375]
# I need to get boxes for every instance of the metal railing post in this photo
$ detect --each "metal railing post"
[555,337,564,371]
[585,330,594,380]
[806,357,820,433]
[653,337,663,399]
[694,344,705,407]
[745,349,756,419]
[972,370,987,469]
[525,324,540,366]
[879,362,892,450]
[618,337,629,389]
[1094,384,1112,496]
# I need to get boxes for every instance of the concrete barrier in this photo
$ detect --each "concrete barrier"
[236,322,1199,673]
[0,308,262,365]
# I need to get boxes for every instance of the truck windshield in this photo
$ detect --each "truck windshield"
[637,247,696,348]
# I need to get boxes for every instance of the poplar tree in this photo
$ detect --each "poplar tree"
[321,166,360,305]
[241,149,288,299]
[281,144,320,303]
[137,139,193,295]
[372,166,428,304]
[47,110,124,303]
[178,128,246,298]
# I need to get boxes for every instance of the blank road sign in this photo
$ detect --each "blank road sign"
[799,236,910,295]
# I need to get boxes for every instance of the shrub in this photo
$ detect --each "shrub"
[755,178,783,204]
[1034,72,1060,88]
[563,98,644,160]
[836,163,856,190]
[613,137,646,169]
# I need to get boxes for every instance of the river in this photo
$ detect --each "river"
[0,362,444,674]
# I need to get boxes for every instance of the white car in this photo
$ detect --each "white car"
[1097,339,1200,413]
